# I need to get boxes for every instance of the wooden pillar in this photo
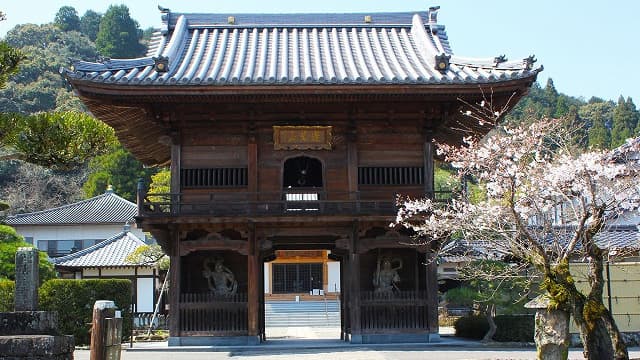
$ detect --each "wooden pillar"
[168,230,181,338]
[425,250,439,334]
[90,300,117,360]
[247,224,260,339]
[348,221,361,342]
[340,254,349,341]
[248,123,258,200]
[347,119,358,200]
[170,132,181,214]
[423,137,435,199]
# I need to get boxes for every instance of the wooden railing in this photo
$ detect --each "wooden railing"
[138,189,453,218]
[179,293,247,335]
[359,291,428,332]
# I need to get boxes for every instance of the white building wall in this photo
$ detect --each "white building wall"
[327,262,340,293]
[136,278,155,313]
[263,263,270,294]
[13,224,146,253]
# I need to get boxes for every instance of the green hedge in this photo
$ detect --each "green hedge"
[454,314,534,342]
[0,279,14,311]
[494,315,534,342]
[454,314,488,339]
[39,279,132,345]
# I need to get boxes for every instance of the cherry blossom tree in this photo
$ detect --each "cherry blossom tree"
[395,105,639,359]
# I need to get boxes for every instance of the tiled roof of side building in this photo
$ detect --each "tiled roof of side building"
[63,7,541,86]
[51,231,147,268]
[5,190,137,225]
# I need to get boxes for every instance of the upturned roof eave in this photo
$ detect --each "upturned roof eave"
[67,72,540,99]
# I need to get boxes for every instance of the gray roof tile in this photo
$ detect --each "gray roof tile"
[6,191,137,225]
[64,9,541,86]
[51,231,146,268]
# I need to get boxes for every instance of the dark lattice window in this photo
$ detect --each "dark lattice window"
[358,167,424,185]
[272,263,323,293]
[181,168,248,188]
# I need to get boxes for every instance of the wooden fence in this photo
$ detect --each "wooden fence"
[179,293,248,335]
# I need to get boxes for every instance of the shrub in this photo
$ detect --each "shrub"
[453,314,535,342]
[493,315,534,342]
[454,314,488,339]
[39,279,132,345]
[0,279,14,311]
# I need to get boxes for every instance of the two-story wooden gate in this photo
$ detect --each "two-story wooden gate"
[64,7,539,345]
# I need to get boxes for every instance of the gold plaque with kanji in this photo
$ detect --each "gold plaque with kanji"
[273,126,332,150]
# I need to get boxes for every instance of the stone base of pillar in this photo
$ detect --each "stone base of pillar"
[168,335,261,346]
[350,331,438,344]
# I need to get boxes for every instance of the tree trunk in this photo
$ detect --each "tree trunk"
[601,308,629,360]
[575,316,616,360]
[482,304,497,342]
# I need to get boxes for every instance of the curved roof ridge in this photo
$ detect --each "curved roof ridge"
[6,192,137,225]
[51,231,146,266]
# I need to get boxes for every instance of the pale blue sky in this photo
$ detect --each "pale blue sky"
[1,0,638,103]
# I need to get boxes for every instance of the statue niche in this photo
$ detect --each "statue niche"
[202,256,238,295]
[373,255,403,294]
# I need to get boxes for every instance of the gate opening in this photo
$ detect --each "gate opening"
[263,249,341,340]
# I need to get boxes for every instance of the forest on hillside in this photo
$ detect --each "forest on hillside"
[0,5,639,214]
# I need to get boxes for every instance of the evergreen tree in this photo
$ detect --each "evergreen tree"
[554,95,570,118]
[95,5,144,58]
[543,78,559,117]
[79,10,102,42]
[610,96,637,147]
[581,102,613,149]
[565,105,588,149]
[54,6,80,32]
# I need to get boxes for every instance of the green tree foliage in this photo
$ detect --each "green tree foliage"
[0,12,23,89]
[0,112,117,170]
[0,225,55,283]
[446,260,530,342]
[126,244,169,270]
[1,23,97,113]
[54,6,80,32]
[0,41,24,88]
[79,10,102,42]
[95,5,144,58]
[83,145,156,201]
[581,101,614,149]
[40,279,132,344]
[542,78,559,117]
[0,279,13,311]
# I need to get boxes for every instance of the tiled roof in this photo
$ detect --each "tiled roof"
[6,191,137,225]
[63,8,541,86]
[51,231,146,268]
[440,226,640,263]
[594,226,640,251]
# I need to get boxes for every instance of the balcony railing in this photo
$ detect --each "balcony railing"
[138,189,453,218]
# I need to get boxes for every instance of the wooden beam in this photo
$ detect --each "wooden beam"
[179,237,249,256]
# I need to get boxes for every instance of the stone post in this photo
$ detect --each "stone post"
[525,295,570,360]
[14,247,39,311]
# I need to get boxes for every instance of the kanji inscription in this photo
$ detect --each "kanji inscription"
[273,126,332,150]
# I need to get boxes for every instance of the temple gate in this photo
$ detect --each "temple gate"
[64,6,539,345]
